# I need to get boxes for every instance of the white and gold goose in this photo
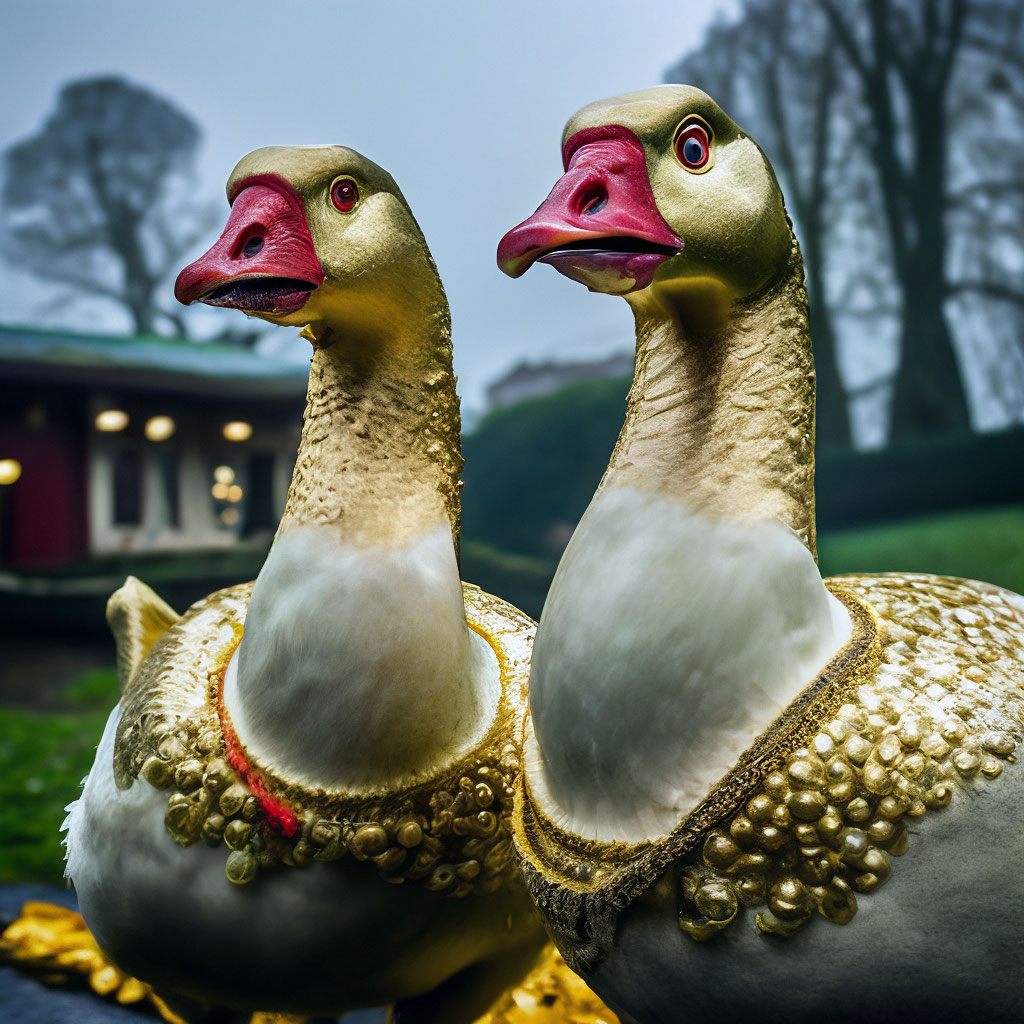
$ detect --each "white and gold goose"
[64,146,545,1023]
[498,86,1024,1023]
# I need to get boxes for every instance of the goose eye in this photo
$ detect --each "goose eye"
[331,177,359,212]
[674,123,711,170]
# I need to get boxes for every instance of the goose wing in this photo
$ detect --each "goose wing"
[106,576,180,692]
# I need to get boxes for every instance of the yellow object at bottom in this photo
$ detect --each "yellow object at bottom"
[0,901,184,1021]
[478,943,619,1023]
[1,902,618,1023]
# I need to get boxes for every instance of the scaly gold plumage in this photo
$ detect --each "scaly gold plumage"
[514,574,1024,967]
[113,580,532,895]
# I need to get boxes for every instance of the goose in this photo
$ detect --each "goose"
[63,144,547,1024]
[496,85,1024,1024]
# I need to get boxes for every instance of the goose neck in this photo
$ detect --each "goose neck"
[609,253,817,554]
[276,311,463,551]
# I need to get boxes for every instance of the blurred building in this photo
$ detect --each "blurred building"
[0,326,307,568]
[486,353,633,409]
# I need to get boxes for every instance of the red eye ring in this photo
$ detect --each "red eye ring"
[331,177,359,212]
[674,121,712,171]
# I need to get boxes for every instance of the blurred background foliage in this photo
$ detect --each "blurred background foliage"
[1,0,1023,885]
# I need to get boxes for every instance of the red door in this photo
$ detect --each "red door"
[0,425,87,568]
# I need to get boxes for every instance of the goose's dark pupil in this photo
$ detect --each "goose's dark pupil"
[243,236,264,258]
[685,139,704,163]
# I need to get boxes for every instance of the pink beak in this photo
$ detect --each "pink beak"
[497,125,682,293]
[175,175,325,315]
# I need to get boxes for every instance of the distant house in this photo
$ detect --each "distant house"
[0,326,308,569]
[486,353,634,410]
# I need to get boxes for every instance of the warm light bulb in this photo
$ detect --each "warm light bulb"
[221,507,240,526]
[213,465,235,485]
[222,421,252,442]
[145,415,176,442]
[0,459,22,485]
[227,484,243,503]
[95,409,129,432]
[212,483,229,500]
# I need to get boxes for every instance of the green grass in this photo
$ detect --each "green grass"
[819,505,1024,596]
[63,667,121,709]
[0,667,118,884]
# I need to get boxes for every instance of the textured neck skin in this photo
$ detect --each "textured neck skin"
[228,263,500,793]
[278,305,462,549]
[527,240,850,842]
[607,241,816,554]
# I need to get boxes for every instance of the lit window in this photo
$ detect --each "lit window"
[0,459,22,485]
[145,415,176,441]
[223,421,252,442]
[95,409,129,432]
[211,465,245,530]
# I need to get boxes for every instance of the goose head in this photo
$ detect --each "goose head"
[173,144,479,798]
[176,145,443,348]
[498,84,793,324]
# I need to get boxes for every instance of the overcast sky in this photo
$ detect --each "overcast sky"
[0,0,737,410]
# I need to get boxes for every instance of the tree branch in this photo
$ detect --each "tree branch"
[948,278,1024,305]
[821,0,871,79]
[937,0,968,85]
[15,256,127,303]
[963,29,1024,76]
[954,178,1024,199]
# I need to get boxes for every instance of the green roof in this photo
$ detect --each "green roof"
[0,324,309,399]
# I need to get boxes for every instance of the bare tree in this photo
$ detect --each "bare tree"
[947,0,1024,422]
[1,76,215,337]
[821,0,975,439]
[671,0,1024,444]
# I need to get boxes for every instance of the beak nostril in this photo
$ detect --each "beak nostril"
[581,193,608,217]
[242,235,264,259]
